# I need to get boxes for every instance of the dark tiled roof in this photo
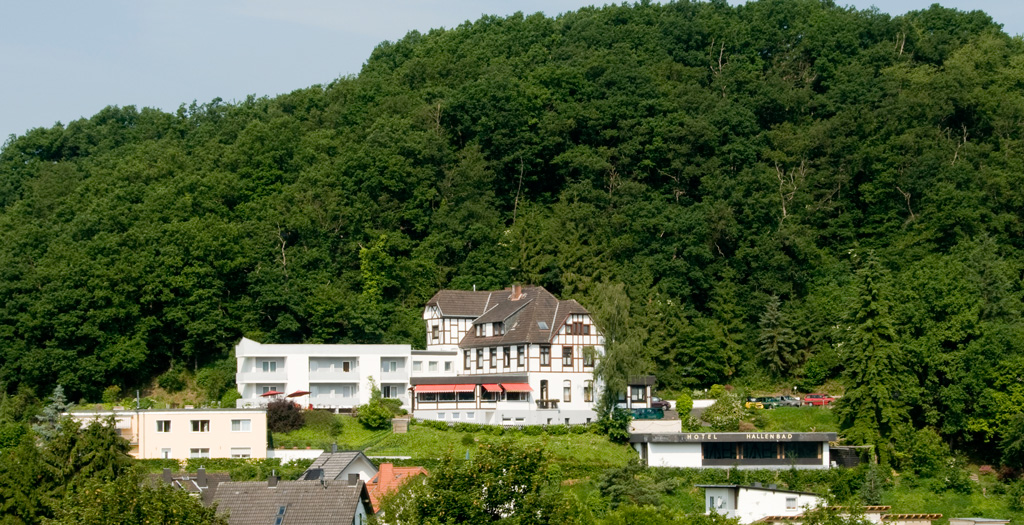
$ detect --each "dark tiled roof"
[212,480,370,525]
[147,470,231,507]
[304,451,375,481]
[455,286,593,347]
[426,290,496,317]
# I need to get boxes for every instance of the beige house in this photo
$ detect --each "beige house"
[69,408,267,461]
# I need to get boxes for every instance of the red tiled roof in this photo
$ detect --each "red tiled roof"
[366,463,429,513]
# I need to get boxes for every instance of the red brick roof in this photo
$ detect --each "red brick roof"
[366,463,428,513]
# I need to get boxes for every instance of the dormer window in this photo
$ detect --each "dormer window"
[493,322,504,335]
[475,324,484,337]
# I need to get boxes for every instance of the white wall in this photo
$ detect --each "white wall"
[647,442,703,468]
[704,487,822,524]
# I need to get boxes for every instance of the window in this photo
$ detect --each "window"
[566,321,591,335]
[161,448,171,459]
[262,385,280,394]
[467,412,475,420]
[540,346,550,366]
[464,350,471,370]
[537,321,549,330]
[231,447,252,459]
[438,413,445,419]
[452,412,460,420]
[507,392,525,401]
[540,380,549,400]
[262,361,277,372]
[382,385,398,398]
[231,419,251,432]
[190,448,210,459]
[343,361,351,373]
[458,391,474,402]
[584,381,593,402]
[583,348,594,367]
[562,346,573,366]
[786,497,798,510]
[156,420,171,433]
[631,386,646,402]
[445,361,452,372]
[563,380,572,402]
[191,420,210,432]
[489,348,497,368]
[431,324,439,342]
[382,361,397,373]
[419,393,437,402]
[517,346,525,367]
[475,324,484,337]
[476,349,483,369]
[429,361,438,372]
[503,347,510,367]
[493,322,504,335]
[413,361,422,372]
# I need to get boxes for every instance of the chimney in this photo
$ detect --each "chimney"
[196,467,208,488]
[752,482,762,488]
[162,468,173,484]
[379,463,394,483]
[331,443,338,453]
[348,473,359,485]
[268,470,279,488]
[511,284,522,300]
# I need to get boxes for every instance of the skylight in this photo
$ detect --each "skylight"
[537,321,549,330]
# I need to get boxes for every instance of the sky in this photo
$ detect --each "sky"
[1,1,1022,144]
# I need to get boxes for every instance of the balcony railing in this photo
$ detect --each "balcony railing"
[236,371,287,383]
[536,399,560,410]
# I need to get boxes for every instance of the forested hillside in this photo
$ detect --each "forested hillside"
[2,0,1023,461]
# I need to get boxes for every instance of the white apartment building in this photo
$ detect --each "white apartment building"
[414,285,605,425]
[233,285,604,424]
[68,408,267,461]
[234,338,453,410]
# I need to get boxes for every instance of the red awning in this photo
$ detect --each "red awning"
[501,383,533,393]
[414,385,455,393]
[452,384,476,393]
[481,384,502,393]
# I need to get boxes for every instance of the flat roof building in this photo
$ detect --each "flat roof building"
[631,432,837,470]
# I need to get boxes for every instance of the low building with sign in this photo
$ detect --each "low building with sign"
[630,432,837,470]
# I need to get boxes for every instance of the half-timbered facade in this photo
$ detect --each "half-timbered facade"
[414,285,604,425]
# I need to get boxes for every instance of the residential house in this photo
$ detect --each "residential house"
[212,474,372,525]
[149,467,230,506]
[699,484,824,524]
[301,450,378,483]
[759,506,943,525]
[414,285,605,425]
[68,408,267,461]
[366,463,428,513]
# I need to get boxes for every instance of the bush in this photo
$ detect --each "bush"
[547,424,568,435]
[157,368,187,393]
[221,389,241,408]
[196,360,237,402]
[381,398,406,416]
[523,425,544,436]
[267,399,304,433]
[708,384,727,399]
[102,385,121,405]
[357,401,393,430]
[571,424,588,435]
[461,433,476,446]
[701,392,744,431]
[303,410,342,435]
[675,392,693,414]
[1008,480,1024,511]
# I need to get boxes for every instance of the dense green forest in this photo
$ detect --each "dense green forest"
[2,0,1024,462]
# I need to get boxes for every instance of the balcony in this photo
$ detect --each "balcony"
[308,370,358,382]
[535,399,560,410]
[236,370,286,383]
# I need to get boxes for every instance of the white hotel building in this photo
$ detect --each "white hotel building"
[235,285,604,425]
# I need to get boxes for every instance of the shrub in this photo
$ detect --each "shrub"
[570,425,588,435]
[547,424,568,435]
[461,433,476,446]
[523,425,544,436]
[701,392,744,431]
[675,392,693,414]
[101,385,121,405]
[220,389,242,408]
[196,361,236,402]
[157,368,187,393]
[1008,480,1024,511]
[708,384,727,399]
[303,410,342,435]
[380,398,406,416]
[267,399,304,433]
[357,401,393,430]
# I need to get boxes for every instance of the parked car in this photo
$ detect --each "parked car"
[651,397,672,410]
[802,393,835,406]
[744,397,764,409]
[779,395,801,407]
[759,396,781,409]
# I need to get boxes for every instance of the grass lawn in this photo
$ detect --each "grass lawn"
[272,414,389,449]
[758,406,839,432]
[884,482,1024,524]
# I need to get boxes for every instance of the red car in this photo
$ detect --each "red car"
[802,393,835,406]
